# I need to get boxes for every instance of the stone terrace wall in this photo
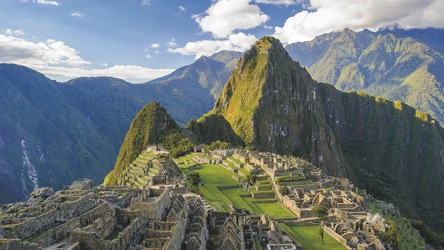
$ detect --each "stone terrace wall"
[251,192,275,199]
[0,239,39,250]
[72,217,146,250]
[322,223,352,250]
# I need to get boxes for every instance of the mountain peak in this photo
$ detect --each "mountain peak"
[213,36,347,176]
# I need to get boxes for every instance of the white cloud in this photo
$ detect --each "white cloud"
[255,0,297,5]
[141,0,150,6]
[146,54,152,59]
[31,65,174,83]
[70,13,84,18]
[167,39,177,47]
[179,6,186,12]
[274,0,444,44]
[150,43,160,48]
[264,25,273,29]
[168,32,257,59]
[0,35,173,83]
[0,35,89,67]
[193,0,269,38]
[33,0,59,6]
[5,29,25,35]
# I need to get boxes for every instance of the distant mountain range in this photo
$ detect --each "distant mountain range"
[286,27,444,125]
[0,51,241,205]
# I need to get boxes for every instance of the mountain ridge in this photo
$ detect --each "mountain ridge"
[286,27,444,125]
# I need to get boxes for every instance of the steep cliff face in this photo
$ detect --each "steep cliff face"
[105,101,182,185]
[213,37,347,176]
[319,84,444,228]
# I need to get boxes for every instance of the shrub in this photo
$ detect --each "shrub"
[279,186,288,196]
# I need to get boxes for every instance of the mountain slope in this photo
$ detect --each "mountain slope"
[209,37,444,230]
[212,37,347,177]
[0,64,116,204]
[104,101,186,186]
[286,28,444,125]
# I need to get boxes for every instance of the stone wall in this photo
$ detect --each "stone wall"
[255,185,272,191]
[72,216,146,250]
[232,175,242,182]
[216,185,240,190]
[251,192,275,199]
[0,239,39,250]
[322,223,352,250]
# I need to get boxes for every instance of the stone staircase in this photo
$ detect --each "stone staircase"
[118,151,162,188]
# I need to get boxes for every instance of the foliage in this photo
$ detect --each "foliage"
[205,140,232,151]
[311,206,329,222]
[412,220,444,249]
[377,221,399,249]
[187,172,201,186]
[154,132,195,158]
[279,186,288,196]
[245,169,258,186]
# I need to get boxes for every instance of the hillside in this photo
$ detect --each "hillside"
[212,37,347,177]
[104,101,193,186]
[0,64,116,204]
[0,50,239,204]
[286,28,444,125]
[209,37,444,230]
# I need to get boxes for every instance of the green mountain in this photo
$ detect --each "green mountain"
[0,51,240,205]
[0,64,116,204]
[104,101,187,186]
[211,37,347,176]
[208,37,444,230]
[286,28,444,125]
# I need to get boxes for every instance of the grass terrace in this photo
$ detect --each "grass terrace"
[279,223,347,250]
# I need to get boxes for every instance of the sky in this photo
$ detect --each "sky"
[0,0,443,83]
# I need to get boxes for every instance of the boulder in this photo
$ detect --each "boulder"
[69,178,94,190]
[29,187,54,199]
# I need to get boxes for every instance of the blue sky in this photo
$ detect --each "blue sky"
[1,0,443,83]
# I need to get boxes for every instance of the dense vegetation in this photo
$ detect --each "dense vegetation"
[286,28,444,125]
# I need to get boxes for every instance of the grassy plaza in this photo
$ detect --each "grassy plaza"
[177,157,294,218]
[279,223,347,250]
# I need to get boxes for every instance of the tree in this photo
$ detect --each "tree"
[312,206,329,245]
[187,172,201,186]
[312,206,329,222]
[319,227,325,245]
[279,186,288,196]
[245,169,257,186]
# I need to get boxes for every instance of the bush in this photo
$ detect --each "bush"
[279,186,288,196]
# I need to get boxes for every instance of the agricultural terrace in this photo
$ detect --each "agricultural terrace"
[177,154,294,219]
[279,223,347,250]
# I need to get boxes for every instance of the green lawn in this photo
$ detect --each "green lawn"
[179,163,295,218]
[279,223,347,250]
